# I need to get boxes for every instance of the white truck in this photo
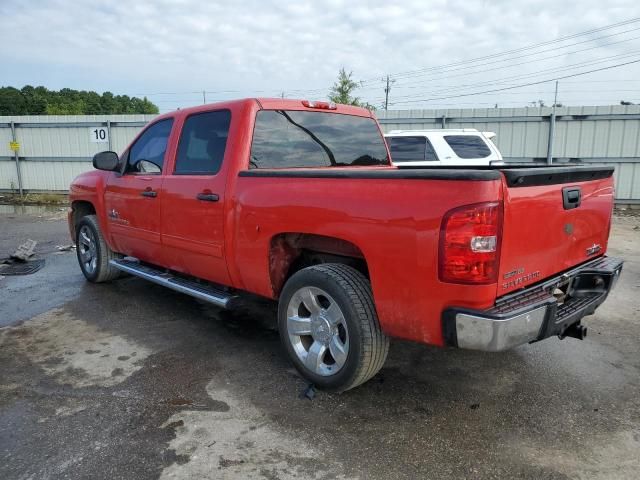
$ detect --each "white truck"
[385,128,503,166]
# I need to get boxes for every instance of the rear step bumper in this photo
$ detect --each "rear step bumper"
[442,256,623,352]
[109,259,237,308]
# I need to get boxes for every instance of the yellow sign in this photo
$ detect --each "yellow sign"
[9,141,20,152]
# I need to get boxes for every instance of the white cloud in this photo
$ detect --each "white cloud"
[1,0,639,111]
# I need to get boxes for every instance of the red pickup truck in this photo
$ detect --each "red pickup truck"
[69,98,623,391]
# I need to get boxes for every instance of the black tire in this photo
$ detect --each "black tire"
[75,214,122,283]
[278,263,389,391]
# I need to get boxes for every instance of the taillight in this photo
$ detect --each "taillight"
[439,202,503,284]
[301,100,337,110]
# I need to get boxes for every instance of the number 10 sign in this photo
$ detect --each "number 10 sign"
[89,127,109,143]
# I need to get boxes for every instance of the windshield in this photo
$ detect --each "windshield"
[249,110,389,168]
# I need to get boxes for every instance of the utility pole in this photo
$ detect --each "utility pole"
[384,75,394,110]
[546,81,559,165]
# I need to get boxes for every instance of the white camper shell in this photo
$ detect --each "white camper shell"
[384,129,503,166]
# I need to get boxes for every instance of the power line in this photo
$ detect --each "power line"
[359,16,640,85]
[355,32,640,94]
[136,19,640,108]
[276,17,640,99]
[371,27,640,88]
[367,89,640,103]
[389,57,640,105]
[385,49,640,102]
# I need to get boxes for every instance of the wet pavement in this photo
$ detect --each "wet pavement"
[0,208,639,479]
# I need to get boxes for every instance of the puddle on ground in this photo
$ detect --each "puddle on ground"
[160,380,353,480]
[0,307,151,388]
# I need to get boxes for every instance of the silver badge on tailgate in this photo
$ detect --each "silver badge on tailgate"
[586,243,602,256]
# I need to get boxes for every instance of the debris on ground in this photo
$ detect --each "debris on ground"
[299,384,316,400]
[0,275,4,281]
[10,239,37,261]
[56,244,76,252]
[0,258,45,275]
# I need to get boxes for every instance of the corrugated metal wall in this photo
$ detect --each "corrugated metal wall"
[378,104,640,203]
[1,106,640,202]
[0,115,154,191]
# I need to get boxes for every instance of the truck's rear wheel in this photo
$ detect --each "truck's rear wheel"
[278,264,389,391]
[75,214,121,283]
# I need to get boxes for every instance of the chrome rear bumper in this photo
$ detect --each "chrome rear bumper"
[443,256,623,352]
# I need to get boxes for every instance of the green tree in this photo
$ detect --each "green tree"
[328,68,375,110]
[84,91,103,114]
[20,86,47,114]
[0,86,159,115]
[0,87,28,115]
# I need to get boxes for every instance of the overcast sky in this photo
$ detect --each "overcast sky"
[1,0,639,112]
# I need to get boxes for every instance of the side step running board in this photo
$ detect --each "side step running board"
[109,259,237,308]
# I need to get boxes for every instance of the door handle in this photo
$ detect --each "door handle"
[141,190,157,198]
[196,192,219,202]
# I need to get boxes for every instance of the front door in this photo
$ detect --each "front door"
[160,109,232,286]
[104,118,174,263]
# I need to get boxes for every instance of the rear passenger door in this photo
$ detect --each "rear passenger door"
[160,110,232,286]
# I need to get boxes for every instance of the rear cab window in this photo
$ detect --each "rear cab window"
[387,136,438,162]
[444,135,491,159]
[250,110,388,168]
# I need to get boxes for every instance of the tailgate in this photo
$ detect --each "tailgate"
[498,166,615,295]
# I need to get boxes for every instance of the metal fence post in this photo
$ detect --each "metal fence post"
[441,115,447,129]
[106,119,112,151]
[547,83,559,165]
[9,121,24,196]
[546,112,556,164]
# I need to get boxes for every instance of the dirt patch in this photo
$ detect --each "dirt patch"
[513,429,640,480]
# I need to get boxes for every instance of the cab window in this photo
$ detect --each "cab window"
[126,119,174,174]
[174,110,231,174]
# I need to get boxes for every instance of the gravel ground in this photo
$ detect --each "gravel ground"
[0,208,638,480]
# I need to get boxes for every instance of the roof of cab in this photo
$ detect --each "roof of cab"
[152,98,375,121]
[257,98,373,117]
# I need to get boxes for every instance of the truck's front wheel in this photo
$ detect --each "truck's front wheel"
[75,214,122,283]
[278,264,389,391]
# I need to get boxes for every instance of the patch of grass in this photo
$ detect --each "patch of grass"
[0,192,69,206]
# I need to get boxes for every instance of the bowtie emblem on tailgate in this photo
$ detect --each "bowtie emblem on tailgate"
[586,243,602,256]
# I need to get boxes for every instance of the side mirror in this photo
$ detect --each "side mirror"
[93,151,120,171]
